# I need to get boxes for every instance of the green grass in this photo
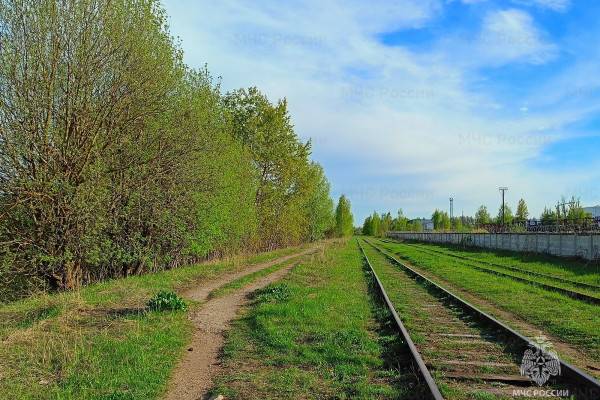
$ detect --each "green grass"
[0,244,307,400]
[361,243,519,400]
[404,240,600,287]
[210,239,413,399]
[209,258,298,299]
[400,242,600,298]
[373,239,600,363]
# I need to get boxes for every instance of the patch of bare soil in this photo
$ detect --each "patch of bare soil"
[164,249,317,400]
[183,248,316,303]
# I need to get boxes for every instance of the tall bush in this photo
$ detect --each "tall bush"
[0,0,336,301]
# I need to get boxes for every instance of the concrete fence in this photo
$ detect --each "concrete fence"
[387,231,600,261]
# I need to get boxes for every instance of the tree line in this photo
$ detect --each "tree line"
[361,195,591,238]
[0,0,353,301]
[473,196,590,227]
[361,209,423,237]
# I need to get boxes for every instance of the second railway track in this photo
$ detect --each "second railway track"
[379,239,600,306]
[358,238,600,399]
[394,240,600,292]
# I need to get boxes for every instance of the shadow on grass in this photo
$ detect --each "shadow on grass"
[0,305,61,336]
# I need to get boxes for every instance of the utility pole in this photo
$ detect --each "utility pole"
[449,197,454,220]
[499,187,508,226]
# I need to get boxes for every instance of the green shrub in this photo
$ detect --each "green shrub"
[147,291,187,312]
[252,284,291,302]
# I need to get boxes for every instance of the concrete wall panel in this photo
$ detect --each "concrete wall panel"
[387,232,599,261]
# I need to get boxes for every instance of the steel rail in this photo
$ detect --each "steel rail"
[357,240,444,400]
[385,239,600,292]
[381,240,600,305]
[401,240,600,293]
[366,239,600,399]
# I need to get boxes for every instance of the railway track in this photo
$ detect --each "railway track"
[380,239,600,305]
[358,239,600,399]
[383,239,600,292]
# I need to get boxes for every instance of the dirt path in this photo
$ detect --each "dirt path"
[164,249,317,400]
[182,247,316,303]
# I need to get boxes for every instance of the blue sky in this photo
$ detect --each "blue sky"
[163,0,600,223]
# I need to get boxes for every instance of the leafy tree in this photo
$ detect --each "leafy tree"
[541,196,591,226]
[304,164,335,241]
[392,209,409,231]
[461,216,475,229]
[453,218,463,232]
[441,212,451,230]
[432,209,451,231]
[334,195,354,237]
[432,210,442,230]
[409,219,424,232]
[362,216,373,235]
[496,205,514,225]
[565,196,590,223]
[223,87,313,249]
[475,206,491,225]
[381,212,393,236]
[515,199,529,222]
[0,0,337,300]
[371,212,381,237]
[540,207,557,225]
[0,0,186,290]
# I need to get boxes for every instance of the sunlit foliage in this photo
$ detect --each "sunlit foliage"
[0,0,336,300]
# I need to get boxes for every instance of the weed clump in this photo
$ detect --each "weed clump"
[253,284,291,302]
[147,291,187,312]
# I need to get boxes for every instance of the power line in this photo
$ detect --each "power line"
[556,199,577,219]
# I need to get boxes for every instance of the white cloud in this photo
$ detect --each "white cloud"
[348,0,443,32]
[513,0,571,12]
[163,0,597,220]
[457,0,570,12]
[476,9,556,65]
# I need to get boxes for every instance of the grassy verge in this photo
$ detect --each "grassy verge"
[400,242,600,298]
[0,244,308,400]
[373,239,600,362]
[209,258,299,299]
[403,240,600,287]
[210,239,412,399]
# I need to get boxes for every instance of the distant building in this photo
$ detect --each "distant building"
[410,218,434,231]
[423,219,434,231]
[584,205,600,218]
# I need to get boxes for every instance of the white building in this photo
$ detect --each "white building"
[583,205,600,218]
